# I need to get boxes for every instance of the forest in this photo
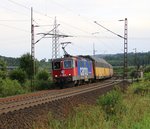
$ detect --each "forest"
[1,51,150,67]
[97,51,150,67]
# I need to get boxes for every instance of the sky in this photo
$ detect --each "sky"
[0,0,150,60]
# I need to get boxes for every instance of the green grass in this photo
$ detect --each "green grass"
[131,114,150,129]
[34,81,150,129]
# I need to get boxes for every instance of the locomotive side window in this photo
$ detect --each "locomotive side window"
[53,62,60,70]
[75,60,77,67]
[64,60,72,69]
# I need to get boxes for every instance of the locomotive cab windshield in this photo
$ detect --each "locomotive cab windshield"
[64,60,73,69]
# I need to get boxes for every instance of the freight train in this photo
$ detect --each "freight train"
[52,55,113,88]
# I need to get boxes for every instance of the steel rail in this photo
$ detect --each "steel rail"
[0,80,121,115]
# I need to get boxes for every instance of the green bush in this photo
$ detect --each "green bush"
[36,70,49,81]
[144,66,150,73]
[34,80,54,91]
[0,59,7,79]
[97,88,124,118]
[130,70,138,79]
[9,69,27,84]
[19,53,36,79]
[132,81,150,95]
[0,78,25,97]
[0,70,7,79]
[144,72,150,81]
[21,80,32,92]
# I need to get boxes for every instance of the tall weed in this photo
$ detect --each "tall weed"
[96,87,125,121]
[130,81,150,96]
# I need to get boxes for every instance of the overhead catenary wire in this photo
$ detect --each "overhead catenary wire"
[94,21,124,39]
[34,24,60,44]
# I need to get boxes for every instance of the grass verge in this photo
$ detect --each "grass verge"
[34,81,150,129]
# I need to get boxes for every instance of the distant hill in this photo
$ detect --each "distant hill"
[1,51,150,67]
[95,52,150,66]
[0,55,20,66]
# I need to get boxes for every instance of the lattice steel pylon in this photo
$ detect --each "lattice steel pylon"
[52,17,60,59]
[124,18,128,79]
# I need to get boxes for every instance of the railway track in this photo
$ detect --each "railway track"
[0,79,122,115]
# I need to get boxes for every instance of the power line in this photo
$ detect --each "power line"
[0,19,29,22]
[93,36,120,53]
[7,0,53,19]
[6,0,98,37]
[6,0,127,42]
[50,0,79,15]
[0,4,29,17]
[0,23,29,33]
[7,0,30,10]
[47,0,122,38]
[72,35,117,39]
[0,1,131,58]
[49,0,95,25]
[58,20,92,35]
[45,1,129,56]
[17,0,95,36]
[71,34,150,40]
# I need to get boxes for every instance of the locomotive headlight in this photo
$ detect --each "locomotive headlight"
[69,74,71,76]
[55,75,58,77]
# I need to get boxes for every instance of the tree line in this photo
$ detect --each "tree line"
[99,51,150,66]
[1,52,150,67]
[0,53,53,97]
